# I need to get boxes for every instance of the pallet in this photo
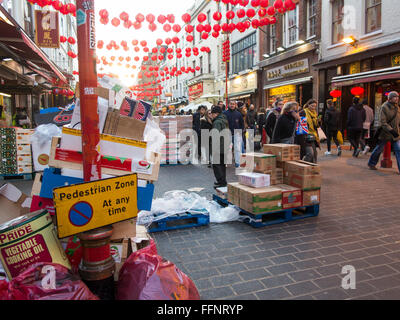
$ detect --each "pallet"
[0,173,33,181]
[213,194,319,228]
[148,212,209,233]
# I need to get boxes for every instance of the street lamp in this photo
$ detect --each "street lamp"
[342,36,358,47]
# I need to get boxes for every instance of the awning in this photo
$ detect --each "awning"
[263,76,313,90]
[0,7,68,85]
[331,66,400,87]
[228,89,256,98]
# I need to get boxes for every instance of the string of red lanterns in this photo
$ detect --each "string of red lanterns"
[26,0,76,16]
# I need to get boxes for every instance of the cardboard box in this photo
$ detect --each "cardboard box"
[0,184,32,225]
[284,160,321,176]
[284,172,322,190]
[15,133,31,145]
[240,153,277,173]
[239,186,283,214]
[17,155,32,166]
[69,97,109,133]
[276,184,303,209]
[111,239,129,281]
[238,172,271,188]
[103,109,146,140]
[17,165,33,174]
[263,144,301,162]
[303,189,321,206]
[75,83,116,108]
[216,186,228,200]
[227,182,241,206]
[111,218,137,241]
[16,144,31,155]
[265,168,284,185]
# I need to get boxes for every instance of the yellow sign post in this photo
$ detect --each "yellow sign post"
[53,174,138,239]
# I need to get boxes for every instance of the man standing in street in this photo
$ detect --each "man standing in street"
[193,105,206,159]
[246,104,257,132]
[368,91,400,173]
[211,106,229,188]
[224,100,245,167]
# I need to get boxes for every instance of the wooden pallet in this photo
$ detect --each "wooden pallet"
[213,194,319,228]
[148,212,210,233]
[0,173,33,181]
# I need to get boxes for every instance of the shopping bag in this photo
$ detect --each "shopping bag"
[317,128,327,140]
[337,131,344,145]
[296,117,309,136]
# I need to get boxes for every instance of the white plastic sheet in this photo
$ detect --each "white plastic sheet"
[137,191,241,227]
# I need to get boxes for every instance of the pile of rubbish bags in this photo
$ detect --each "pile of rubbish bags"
[138,190,241,226]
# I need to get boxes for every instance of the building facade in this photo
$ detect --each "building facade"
[315,0,400,130]
[258,0,322,110]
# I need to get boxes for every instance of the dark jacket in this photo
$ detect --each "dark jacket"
[324,106,341,131]
[257,112,266,129]
[192,112,201,134]
[246,110,257,128]
[378,101,400,142]
[347,104,366,131]
[272,113,297,144]
[223,109,244,135]
[212,114,230,155]
[265,109,280,139]
[200,117,213,131]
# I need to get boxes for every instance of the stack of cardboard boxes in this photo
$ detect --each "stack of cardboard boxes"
[0,128,33,176]
[227,144,321,215]
[155,116,193,164]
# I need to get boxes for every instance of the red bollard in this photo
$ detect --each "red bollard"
[381,142,393,168]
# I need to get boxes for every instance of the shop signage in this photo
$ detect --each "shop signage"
[267,59,309,81]
[53,174,138,239]
[349,61,361,75]
[188,82,203,102]
[392,54,400,67]
[228,72,257,95]
[269,85,296,97]
[33,109,74,127]
[35,10,60,49]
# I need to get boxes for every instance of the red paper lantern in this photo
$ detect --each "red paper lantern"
[213,12,222,21]
[185,25,194,33]
[133,21,141,30]
[173,24,182,33]
[202,33,209,40]
[60,36,67,43]
[146,14,155,23]
[182,13,191,24]
[198,13,207,23]
[149,23,157,32]
[140,40,147,47]
[163,24,172,32]
[187,35,194,42]
[260,0,269,7]
[136,13,145,22]
[351,87,365,96]
[212,31,219,38]
[119,12,129,21]
[111,18,120,27]
[167,14,175,24]
[157,15,167,24]
[196,24,204,33]
[273,0,284,10]
[247,8,256,18]
[237,9,246,19]
[330,90,342,98]
[165,38,172,45]
[213,24,222,32]
[226,10,235,20]
[267,6,276,15]
[172,37,180,44]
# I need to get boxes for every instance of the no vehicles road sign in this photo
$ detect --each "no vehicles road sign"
[53,174,138,239]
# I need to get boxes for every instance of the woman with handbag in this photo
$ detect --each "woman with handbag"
[304,99,320,163]
[271,102,300,144]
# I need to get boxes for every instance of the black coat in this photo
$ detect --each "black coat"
[347,104,366,131]
[324,107,341,131]
[265,111,279,139]
[272,113,297,144]
[246,110,257,127]
[193,112,201,133]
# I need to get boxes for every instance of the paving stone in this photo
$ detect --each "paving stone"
[256,287,292,300]
[190,268,220,281]
[238,268,271,281]
[194,279,213,290]
[230,293,258,300]
[232,245,260,255]
[197,258,227,269]
[364,265,398,278]
[312,275,342,290]
[261,275,294,288]
[318,254,347,266]
[312,288,350,300]
[232,280,265,295]
[272,246,299,255]
[210,274,243,288]
[285,281,320,296]
[244,257,274,270]
[293,259,322,270]
[367,275,400,290]
[249,249,276,259]
[363,254,394,266]
[199,286,235,300]
[217,263,248,275]
[372,286,400,300]
[271,254,299,264]
[267,263,297,276]
[225,254,253,264]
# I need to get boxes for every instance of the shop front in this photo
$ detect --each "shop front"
[316,42,400,132]
[262,54,318,109]
[228,71,258,108]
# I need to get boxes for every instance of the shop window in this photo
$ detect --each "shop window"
[366,0,381,34]
[332,0,344,44]
[307,0,317,39]
[232,32,257,74]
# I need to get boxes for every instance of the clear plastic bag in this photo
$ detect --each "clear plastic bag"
[30,124,62,148]
[143,115,166,158]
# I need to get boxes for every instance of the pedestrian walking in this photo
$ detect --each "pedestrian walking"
[324,99,342,156]
[224,100,245,167]
[368,91,400,172]
[210,106,229,188]
[304,99,320,163]
[246,104,257,132]
[193,105,206,158]
[201,108,213,167]
[295,106,309,160]
[265,98,284,141]
[257,108,267,144]
[347,97,366,158]
[361,99,374,155]
[271,102,300,144]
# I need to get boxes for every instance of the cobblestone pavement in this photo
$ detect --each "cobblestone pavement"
[152,150,400,300]
[4,148,400,300]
